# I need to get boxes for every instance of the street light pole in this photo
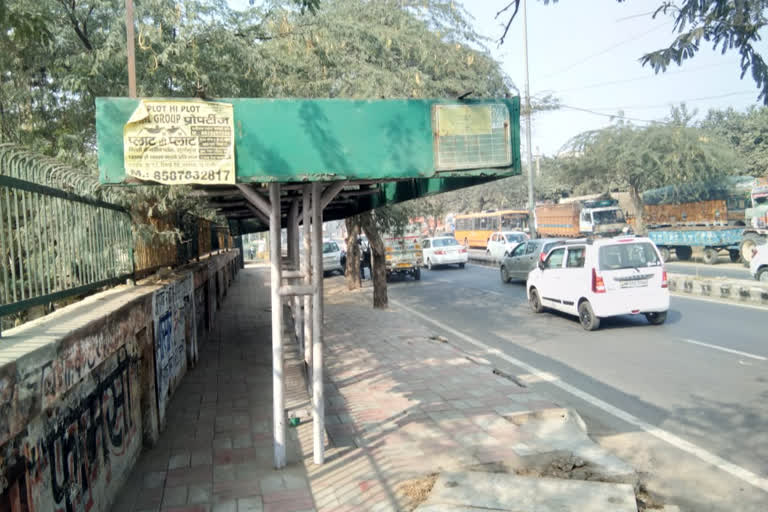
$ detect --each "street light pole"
[125,0,137,98]
[521,0,537,238]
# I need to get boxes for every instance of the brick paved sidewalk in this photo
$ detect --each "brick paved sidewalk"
[113,267,561,512]
[112,265,314,512]
[294,277,559,512]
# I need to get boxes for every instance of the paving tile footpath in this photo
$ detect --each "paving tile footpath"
[111,265,604,512]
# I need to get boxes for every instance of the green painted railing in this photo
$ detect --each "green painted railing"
[0,144,134,322]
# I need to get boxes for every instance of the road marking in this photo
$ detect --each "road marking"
[671,293,768,311]
[680,338,766,361]
[392,299,768,494]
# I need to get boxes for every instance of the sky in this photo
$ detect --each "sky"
[229,0,767,157]
[463,0,768,156]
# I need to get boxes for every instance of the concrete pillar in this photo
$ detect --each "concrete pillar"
[269,183,286,469]
[311,182,325,465]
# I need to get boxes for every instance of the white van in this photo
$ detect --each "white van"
[526,237,669,330]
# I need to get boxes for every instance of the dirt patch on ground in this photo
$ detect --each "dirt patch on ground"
[397,473,438,511]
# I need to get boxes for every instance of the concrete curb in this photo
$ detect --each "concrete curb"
[667,273,768,307]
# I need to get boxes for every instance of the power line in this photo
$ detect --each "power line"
[540,21,673,79]
[580,90,758,111]
[544,62,731,94]
[559,105,660,123]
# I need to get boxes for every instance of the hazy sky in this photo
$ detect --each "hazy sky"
[465,1,767,156]
[230,0,767,157]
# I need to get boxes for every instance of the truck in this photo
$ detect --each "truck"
[535,197,627,238]
[384,235,423,281]
[639,177,756,264]
[741,177,768,263]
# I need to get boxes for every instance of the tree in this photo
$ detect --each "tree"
[344,216,362,290]
[556,120,742,231]
[496,0,768,105]
[256,0,512,306]
[699,105,768,176]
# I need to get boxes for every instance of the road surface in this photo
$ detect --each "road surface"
[387,264,768,511]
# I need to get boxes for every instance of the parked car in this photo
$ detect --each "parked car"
[527,237,670,331]
[322,240,344,275]
[749,244,768,281]
[500,238,565,283]
[422,236,468,269]
[486,231,528,259]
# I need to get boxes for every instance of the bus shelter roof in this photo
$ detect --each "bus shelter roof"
[96,97,521,234]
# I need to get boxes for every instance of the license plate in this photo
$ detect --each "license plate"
[620,280,648,288]
[397,263,411,268]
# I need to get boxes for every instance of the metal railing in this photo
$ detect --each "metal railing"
[0,145,134,321]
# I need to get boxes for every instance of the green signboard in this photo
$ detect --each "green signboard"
[96,97,520,184]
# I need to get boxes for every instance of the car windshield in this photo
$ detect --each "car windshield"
[592,209,625,224]
[505,234,525,243]
[323,242,337,253]
[432,238,459,247]
[599,242,661,270]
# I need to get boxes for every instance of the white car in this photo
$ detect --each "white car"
[749,244,768,281]
[422,237,468,270]
[486,231,528,259]
[322,240,344,275]
[526,237,670,330]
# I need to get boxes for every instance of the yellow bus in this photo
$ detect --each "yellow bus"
[454,210,530,248]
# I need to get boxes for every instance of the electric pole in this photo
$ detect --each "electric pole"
[521,0,537,238]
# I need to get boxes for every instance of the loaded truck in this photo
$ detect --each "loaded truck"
[535,198,627,238]
[638,177,758,264]
[384,235,423,281]
[741,177,768,263]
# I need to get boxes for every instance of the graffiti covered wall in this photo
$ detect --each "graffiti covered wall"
[152,273,197,427]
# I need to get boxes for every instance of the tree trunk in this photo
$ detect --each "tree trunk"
[359,211,388,309]
[344,216,362,290]
[629,184,645,234]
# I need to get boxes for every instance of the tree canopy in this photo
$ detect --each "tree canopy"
[699,105,768,176]
[496,0,768,105]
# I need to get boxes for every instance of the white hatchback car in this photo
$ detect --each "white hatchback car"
[527,237,669,330]
[322,240,344,275]
[486,231,528,259]
[422,237,468,269]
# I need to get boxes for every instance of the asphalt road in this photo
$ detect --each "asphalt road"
[387,264,768,511]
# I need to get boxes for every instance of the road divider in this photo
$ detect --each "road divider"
[667,273,768,307]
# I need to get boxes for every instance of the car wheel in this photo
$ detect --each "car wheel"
[758,267,768,282]
[658,246,670,262]
[458,262,465,269]
[645,311,667,325]
[529,288,543,313]
[578,301,600,331]
[729,250,742,263]
[500,266,511,284]
[427,258,433,270]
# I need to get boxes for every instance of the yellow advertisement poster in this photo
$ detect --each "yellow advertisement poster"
[436,105,492,137]
[123,100,235,185]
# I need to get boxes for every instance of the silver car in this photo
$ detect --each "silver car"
[500,238,565,283]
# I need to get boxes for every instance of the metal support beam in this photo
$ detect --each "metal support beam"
[245,204,270,226]
[320,180,349,210]
[279,285,315,296]
[311,182,325,465]
[287,200,299,264]
[302,184,313,387]
[269,183,286,469]
[237,184,272,218]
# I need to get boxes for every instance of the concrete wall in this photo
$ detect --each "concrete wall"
[0,250,239,512]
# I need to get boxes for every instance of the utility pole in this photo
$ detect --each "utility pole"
[521,0,537,238]
[125,0,137,98]
[535,146,542,177]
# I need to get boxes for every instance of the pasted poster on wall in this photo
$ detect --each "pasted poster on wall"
[152,273,197,426]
